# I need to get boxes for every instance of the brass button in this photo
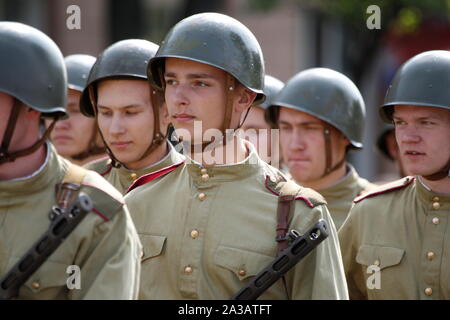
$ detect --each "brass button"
[201,174,209,182]
[190,229,199,239]
[200,168,208,175]
[130,173,137,180]
[198,193,206,201]
[432,202,440,210]
[184,266,193,274]
[374,259,380,267]
[31,281,40,289]
[424,287,433,296]
[432,217,440,225]
[238,269,246,277]
[432,196,440,202]
[427,252,435,260]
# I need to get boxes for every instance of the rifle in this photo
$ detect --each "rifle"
[231,219,328,300]
[0,183,93,300]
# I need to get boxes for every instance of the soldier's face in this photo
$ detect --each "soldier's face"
[278,107,347,185]
[393,105,450,177]
[48,89,96,158]
[97,79,155,167]
[240,106,273,163]
[164,58,251,144]
[0,91,15,142]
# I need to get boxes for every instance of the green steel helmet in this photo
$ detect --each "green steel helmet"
[0,21,67,118]
[65,54,96,92]
[148,12,265,105]
[259,75,284,109]
[80,39,159,117]
[271,68,366,149]
[380,50,450,122]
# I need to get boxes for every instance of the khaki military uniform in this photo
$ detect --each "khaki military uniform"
[0,143,142,299]
[319,165,376,230]
[84,142,184,194]
[125,142,348,300]
[339,176,450,299]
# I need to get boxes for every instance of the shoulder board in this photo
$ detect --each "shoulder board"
[126,160,185,194]
[265,174,326,208]
[80,183,124,222]
[354,176,415,203]
[83,156,112,177]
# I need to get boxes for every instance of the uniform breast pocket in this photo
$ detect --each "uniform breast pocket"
[356,244,405,296]
[214,246,274,281]
[138,234,167,262]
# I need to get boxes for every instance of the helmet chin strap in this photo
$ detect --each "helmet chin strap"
[423,159,450,180]
[321,125,346,178]
[0,100,57,165]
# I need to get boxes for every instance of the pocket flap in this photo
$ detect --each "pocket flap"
[138,234,166,262]
[214,246,274,280]
[356,245,405,270]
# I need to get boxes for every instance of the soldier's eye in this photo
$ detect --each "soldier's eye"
[165,79,177,86]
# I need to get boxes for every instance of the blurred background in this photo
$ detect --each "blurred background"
[1,0,449,182]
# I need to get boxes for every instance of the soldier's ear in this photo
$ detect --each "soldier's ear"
[235,86,257,112]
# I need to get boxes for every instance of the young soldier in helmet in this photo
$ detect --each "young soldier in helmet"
[240,75,284,166]
[81,39,184,194]
[125,13,347,300]
[0,22,141,299]
[266,68,376,230]
[339,50,450,299]
[49,54,106,166]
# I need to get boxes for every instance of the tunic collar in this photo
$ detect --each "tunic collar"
[416,176,450,213]
[185,141,262,183]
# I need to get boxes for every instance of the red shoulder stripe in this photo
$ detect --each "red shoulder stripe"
[126,160,185,194]
[264,175,314,208]
[354,176,415,203]
[100,163,112,177]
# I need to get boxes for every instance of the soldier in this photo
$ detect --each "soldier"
[80,39,184,194]
[339,50,450,299]
[375,123,409,182]
[125,13,348,300]
[240,75,284,165]
[0,22,141,299]
[266,68,376,230]
[49,54,106,166]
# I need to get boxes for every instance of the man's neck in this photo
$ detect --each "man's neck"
[420,175,450,195]
[301,163,348,191]
[191,136,249,166]
[0,144,47,180]
[125,142,169,171]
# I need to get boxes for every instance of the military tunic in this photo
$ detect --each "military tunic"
[84,142,184,194]
[339,176,450,299]
[125,142,348,300]
[318,165,375,230]
[0,143,142,299]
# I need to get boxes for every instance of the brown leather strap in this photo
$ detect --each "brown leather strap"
[321,125,346,178]
[0,99,21,157]
[136,86,166,161]
[423,159,450,180]
[276,194,295,256]
[0,102,58,165]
